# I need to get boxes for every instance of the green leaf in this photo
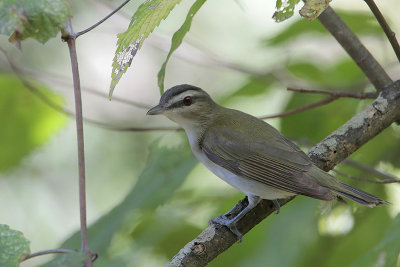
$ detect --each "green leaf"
[41,252,86,267]
[0,0,71,45]
[57,140,197,259]
[298,205,391,267]
[109,0,182,97]
[287,59,365,88]
[219,75,275,105]
[0,224,30,267]
[267,11,384,46]
[351,215,400,267]
[157,0,207,94]
[0,74,65,173]
[272,0,301,22]
[281,94,359,143]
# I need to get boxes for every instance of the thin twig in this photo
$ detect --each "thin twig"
[259,96,338,120]
[20,249,76,262]
[75,0,132,38]
[332,169,400,184]
[62,19,92,267]
[364,0,400,63]
[287,87,377,99]
[343,159,400,183]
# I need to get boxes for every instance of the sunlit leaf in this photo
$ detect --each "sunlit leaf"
[0,0,71,46]
[0,74,65,173]
[351,215,400,267]
[109,0,182,97]
[0,224,30,267]
[57,140,197,262]
[272,0,301,22]
[157,0,207,94]
[41,252,86,267]
[298,206,391,267]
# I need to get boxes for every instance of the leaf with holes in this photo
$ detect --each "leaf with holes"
[157,0,207,94]
[109,0,182,98]
[272,0,301,22]
[0,225,30,267]
[0,0,71,47]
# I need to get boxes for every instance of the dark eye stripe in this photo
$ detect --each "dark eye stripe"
[166,95,206,110]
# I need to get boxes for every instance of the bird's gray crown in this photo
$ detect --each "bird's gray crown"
[160,84,204,105]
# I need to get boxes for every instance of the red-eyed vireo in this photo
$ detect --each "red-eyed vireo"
[147,84,387,238]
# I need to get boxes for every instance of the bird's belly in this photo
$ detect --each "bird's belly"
[192,147,293,200]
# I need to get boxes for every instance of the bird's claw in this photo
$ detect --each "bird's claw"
[209,215,243,242]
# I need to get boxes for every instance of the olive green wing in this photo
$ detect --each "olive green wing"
[200,126,333,200]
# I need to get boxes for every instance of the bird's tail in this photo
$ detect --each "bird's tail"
[330,181,389,207]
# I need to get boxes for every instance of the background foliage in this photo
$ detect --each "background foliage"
[0,0,399,266]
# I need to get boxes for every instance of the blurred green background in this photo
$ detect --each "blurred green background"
[0,0,400,266]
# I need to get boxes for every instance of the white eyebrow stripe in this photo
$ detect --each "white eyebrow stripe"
[167,90,203,105]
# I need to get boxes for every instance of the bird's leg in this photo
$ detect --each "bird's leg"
[210,195,261,240]
[273,199,280,214]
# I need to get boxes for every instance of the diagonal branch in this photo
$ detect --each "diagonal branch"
[287,87,377,99]
[167,80,400,267]
[363,0,400,63]
[318,7,392,91]
[259,96,338,120]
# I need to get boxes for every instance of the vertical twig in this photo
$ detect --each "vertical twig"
[62,19,92,267]
[364,0,400,63]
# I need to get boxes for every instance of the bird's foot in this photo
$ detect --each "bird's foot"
[209,215,243,242]
[273,199,280,214]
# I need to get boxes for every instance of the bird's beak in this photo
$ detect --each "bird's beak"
[147,104,164,115]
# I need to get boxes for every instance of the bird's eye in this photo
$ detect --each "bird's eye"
[183,96,192,106]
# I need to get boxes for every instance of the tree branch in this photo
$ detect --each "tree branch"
[363,0,400,63]
[62,20,92,267]
[167,80,400,267]
[75,0,132,38]
[287,87,377,99]
[259,96,338,120]
[318,7,392,91]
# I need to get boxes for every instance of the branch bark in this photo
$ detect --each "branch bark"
[167,80,400,267]
[318,7,392,91]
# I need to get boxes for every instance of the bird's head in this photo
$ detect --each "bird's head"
[147,84,216,129]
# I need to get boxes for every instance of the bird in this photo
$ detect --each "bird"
[147,84,387,238]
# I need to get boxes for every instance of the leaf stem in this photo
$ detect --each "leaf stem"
[62,19,92,267]
[363,0,400,63]
[75,0,132,38]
